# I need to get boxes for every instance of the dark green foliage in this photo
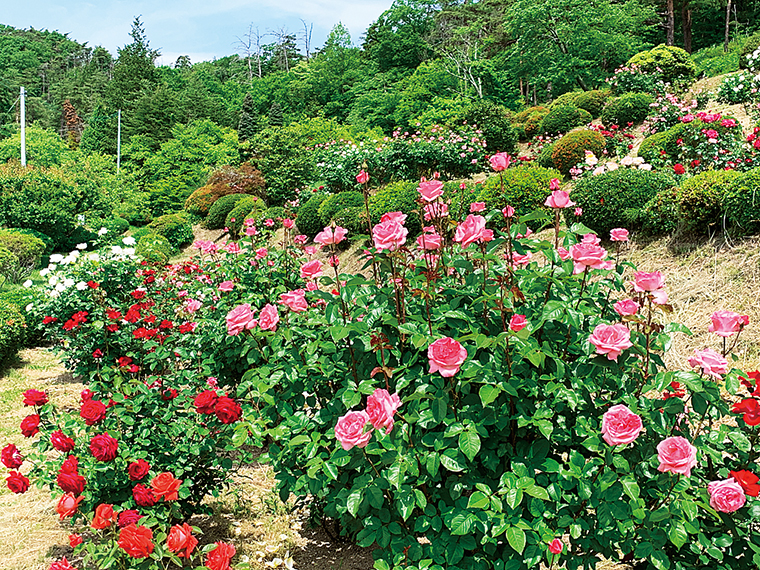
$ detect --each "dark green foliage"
[0,299,25,362]
[677,170,741,234]
[573,90,611,118]
[261,206,286,226]
[551,129,607,174]
[115,192,153,226]
[540,105,592,135]
[524,109,550,138]
[477,166,561,215]
[461,101,517,154]
[0,285,44,346]
[225,195,267,237]
[724,169,760,236]
[638,131,669,163]
[513,106,549,124]
[238,93,258,141]
[601,92,654,127]
[268,102,283,127]
[13,228,54,256]
[318,191,365,227]
[147,213,194,249]
[627,44,696,84]
[0,229,46,280]
[332,206,368,237]
[136,233,173,264]
[739,31,760,69]
[641,186,680,236]
[537,143,556,168]
[296,194,330,239]
[549,91,583,108]
[79,104,118,155]
[368,181,422,237]
[206,194,248,230]
[250,125,315,206]
[568,168,676,236]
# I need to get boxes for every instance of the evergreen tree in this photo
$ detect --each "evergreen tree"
[79,103,118,155]
[238,93,258,140]
[106,17,160,111]
[268,102,283,127]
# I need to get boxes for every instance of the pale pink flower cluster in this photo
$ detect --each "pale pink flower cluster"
[334,388,402,450]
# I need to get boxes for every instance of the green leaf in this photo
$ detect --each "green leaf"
[449,513,473,535]
[459,430,481,462]
[650,550,670,570]
[346,489,363,517]
[729,431,751,452]
[323,462,339,481]
[525,485,550,501]
[505,526,526,554]
[504,488,523,510]
[621,478,640,501]
[668,522,688,549]
[479,384,501,406]
[467,491,490,510]
[367,486,384,508]
[440,450,465,472]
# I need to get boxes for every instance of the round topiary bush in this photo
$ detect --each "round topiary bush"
[259,206,286,229]
[136,233,173,264]
[0,229,46,284]
[184,186,221,217]
[549,91,582,109]
[297,193,330,239]
[461,101,518,154]
[641,186,681,236]
[0,285,44,347]
[332,205,369,237]
[369,181,422,237]
[477,165,562,215]
[540,106,593,135]
[724,168,760,236]
[573,90,611,118]
[524,109,550,139]
[512,106,549,124]
[551,129,607,174]
[147,214,194,249]
[678,170,742,234]
[206,194,248,230]
[13,228,54,256]
[601,92,655,127]
[318,191,365,227]
[537,143,556,168]
[638,131,670,164]
[627,44,697,84]
[225,195,267,237]
[0,299,25,362]
[568,168,677,236]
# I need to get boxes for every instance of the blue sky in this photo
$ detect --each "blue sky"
[1,0,390,65]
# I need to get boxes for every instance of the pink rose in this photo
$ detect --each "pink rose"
[581,233,600,245]
[279,289,308,312]
[601,404,643,446]
[589,323,633,361]
[334,410,372,450]
[610,228,629,242]
[708,478,746,512]
[428,337,468,377]
[657,436,698,477]
[489,152,510,171]
[255,247,268,259]
[502,205,515,218]
[469,202,486,213]
[511,252,532,267]
[509,314,528,332]
[226,304,256,336]
[372,220,408,251]
[314,226,348,245]
[557,247,571,261]
[356,170,369,184]
[258,304,279,331]
[708,310,748,337]
[549,178,560,191]
[366,389,401,434]
[217,281,234,292]
[688,348,728,379]
[224,242,241,254]
[381,211,408,225]
[613,299,639,316]
[300,259,324,280]
[544,190,575,209]
[633,271,665,292]
[416,230,442,250]
[185,299,202,313]
[283,218,295,229]
[549,538,563,555]
[453,214,486,249]
[570,243,611,274]
[417,180,444,202]
[423,202,448,221]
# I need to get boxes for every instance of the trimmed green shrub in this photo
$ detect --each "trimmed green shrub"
[0,299,25,362]
[13,228,54,256]
[332,206,369,237]
[513,124,526,142]
[136,233,173,264]
[461,101,517,154]
[0,285,44,347]
[296,194,330,239]
[369,181,422,237]
[540,106,592,135]
[103,217,129,236]
[537,143,556,168]
[725,168,760,236]
[551,129,607,174]
[147,214,194,249]
[259,206,286,230]
[0,247,19,287]
[524,109,550,138]
[740,31,760,69]
[641,186,681,236]
[601,92,654,127]
[678,170,742,234]
[512,106,549,124]
[184,186,222,217]
[184,164,266,217]
[573,90,611,118]
[568,169,676,236]
[206,194,248,230]
[627,44,696,84]
[0,229,46,284]
[549,91,583,109]
[478,166,562,215]
[115,192,153,226]
[318,192,365,227]
[638,131,670,163]
[225,195,267,237]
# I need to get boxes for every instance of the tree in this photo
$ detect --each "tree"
[106,17,160,111]
[238,93,258,141]
[268,102,283,127]
[236,24,265,83]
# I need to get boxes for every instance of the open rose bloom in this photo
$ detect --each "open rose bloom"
[708,310,748,337]
[601,404,643,446]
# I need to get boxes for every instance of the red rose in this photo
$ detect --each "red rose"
[214,396,242,424]
[90,433,118,461]
[166,523,198,559]
[80,389,94,402]
[6,470,30,493]
[56,492,84,519]
[42,316,57,324]
[49,557,77,570]
[117,524,154,558]
[91,503,117,529]
[92,349,103,359]
[118,509,143,528]
[20,414,40,437]
[730,470,760,497]
[57,467,86,495]
[80,399,106,425]
[151,472,181,501]
[128,459,150,481]
[732,399,760,426]
[2,443,23,469]
[23,389,48,406]
[133,484,157,506]
[69,534,83,547]
[194,390,218,414]
[51,430,76,452]
[206,542,236,570]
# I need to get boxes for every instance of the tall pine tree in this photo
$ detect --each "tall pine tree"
[238,93,258,140]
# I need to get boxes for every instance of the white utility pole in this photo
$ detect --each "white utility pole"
[117,109,121,174]
[20,86,26,166]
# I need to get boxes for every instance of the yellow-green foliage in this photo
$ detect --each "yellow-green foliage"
[551,130,606,174]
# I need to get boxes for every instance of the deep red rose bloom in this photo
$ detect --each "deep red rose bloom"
[91,503,117,529]
[206,541,236,570]
[194,390,218,414]
[87,280,99,288]
[42,316,57,324]
[51,430,76,452]
[162,388,178,400]
[92,349,103,359]
[56,493,84,519]
[20,414,40,437]
[2,443,23,469]
[69,534,83,547]
[49,557,77,570]
[133,484,157,507]
[214,396,242,424]
[57,467,86,495]
[151,472,181,501]
[730,470,760,497]
[106,323,119,332]
[732,398,760,426]
[90,433,118,461]
[60,454,79,474]
[118,509,143,528]
[6,470,30,493]
[80,389,94,402]
[128,459,150,481]
[673,163,685,175]
[166,523,198,559]
[117,524,154,558]
[80,399,106,425]
[23,389,48,406]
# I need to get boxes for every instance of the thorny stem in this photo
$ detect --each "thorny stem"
[637,296,654,396]
[362,182,379,284]
[480,242,489,326]
[648,474,680,512]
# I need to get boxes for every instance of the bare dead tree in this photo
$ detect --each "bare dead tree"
[235,24,264,83]
[300,19,313,62]
[270,27,295,72]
